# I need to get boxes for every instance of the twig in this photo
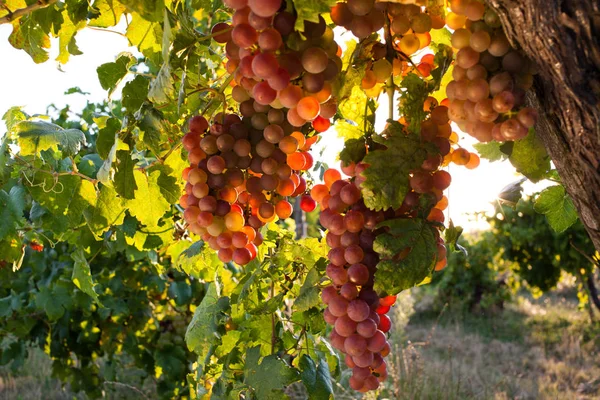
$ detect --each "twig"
[569,240,599,268]
[0,0,57,25]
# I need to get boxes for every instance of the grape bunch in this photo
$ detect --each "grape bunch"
[312,168,395,392]
[180,112,316,265]
[444,0,538,142]
[213,0,341,133]
[312,156,449,392]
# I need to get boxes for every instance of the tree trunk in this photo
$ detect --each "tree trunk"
[587,274,600,312]
[486,0,600,252]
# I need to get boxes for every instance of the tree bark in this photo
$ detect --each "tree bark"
[486,0,600,252]
[587,274,600,312]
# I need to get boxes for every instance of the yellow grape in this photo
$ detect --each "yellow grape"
[399,34,420,55]
[372,59,392,83]
[225,212,245,231]
[446,12,467,30]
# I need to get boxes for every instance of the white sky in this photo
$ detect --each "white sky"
[0,23,547,232]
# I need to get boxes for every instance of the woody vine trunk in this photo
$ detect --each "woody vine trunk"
[485,0,600,251]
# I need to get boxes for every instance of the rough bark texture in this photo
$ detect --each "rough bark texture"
[486,0,600,252]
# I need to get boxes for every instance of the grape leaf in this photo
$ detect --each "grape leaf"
[126,12,162,59]
[138,107,169,153]
[244,346,299,400]
[71,249,103,306]
[15,120,86,156]
[83,185,126,234]
[3,106,28,133]
[35,284,73,320]
[96,52,136,96]
[294,267,321,313]
[0,186,26,240]
[186,282,229,356]
[373,218,437,296]
[65,0,89,24]
[149,63,176,104]
[534,185,578,233]
[335,120,363,140]
[509,129,551,182]
[299,355,334,400]
[473,141,508,162]
[56,12,85,64]
[291,0,337,31]
[361,122,432,211]
[95,117,121,159]
[27,175,96,232]
[122,75,150,114]
[8,15,51,63]
[444,220,467,256]
[113,150,137,199]
[175,240,222,279]
[88,0,126,28]
[125,170,171,228]
[339,138,367,166]
[497,177,526,208]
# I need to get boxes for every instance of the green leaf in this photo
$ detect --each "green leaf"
[444,220,467,256]
[339,138,366,166]
[125,170,171,227]
[27,175,96,233]
[138,107,168,153]
[71,249,103,306]
[0,186,26,240]
[509,129,551,182]
[299,355,334,400]
[83,184,126,234]
[175,241,222,279]
[186,283,229,356]
[534,185,578,233]
[496,177,526,208]
[35,285,73,320]
[244,346,299,399]
[399,73,429,134]
[95,117,120,159]
[291,0,337,31]
[3,106,28,133]
[122,75,150,114]
[126,12,162,58]
[149,63,176,104]
[473,141,508,162]
[15,120,86,156]
[294,268,321,312]
[113,150,137,199]
[66,0,89,24]
[56,12,85,64]
[361,122,432,211]
[96,52,136,96]
[373,218,437,296]
[8,15,51,63]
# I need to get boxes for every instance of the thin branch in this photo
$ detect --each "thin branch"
[0,0,58,25]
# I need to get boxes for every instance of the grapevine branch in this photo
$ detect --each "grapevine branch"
[0,0,57,25]
[384,13,396,122]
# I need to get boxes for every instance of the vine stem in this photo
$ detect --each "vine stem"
[384,13,396,122]
[0,0,57,25]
